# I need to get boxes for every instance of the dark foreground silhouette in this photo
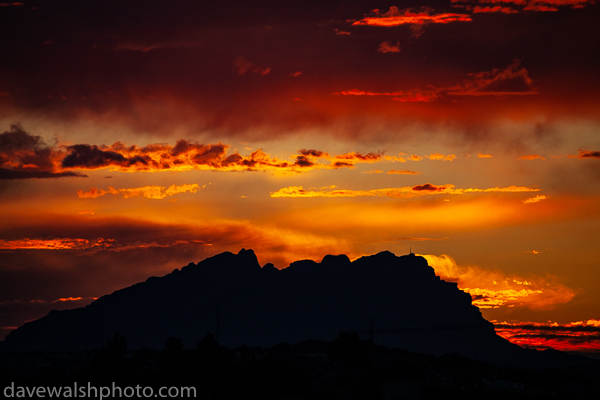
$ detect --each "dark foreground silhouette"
[1,333,599,399]
[0,250,594,370]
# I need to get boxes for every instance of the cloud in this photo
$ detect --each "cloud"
[233,56,271,76]
[334,29,351,35]
[298,149,327,157]
[77,184,202,200]
[422,254,576,310]
[478,153,493,158]
[387,170,421,175]
[451,0,594,13]
[289,71,302,77]
[427,153,457,161]
[364,169,383,174]
[576,149,600,159]
[0,125,87,179]
[377,41,401,53]
[352,7,472,27]
[412,183,447,191]
[293,155,315,168]
[55,139,387,174]
[394,237,449,241]
[270,184,539,198]
[335,151,382,162]
[0,238,114,250]
[332,89,438,102]
[519,154,545,160]
[523,195,548,203]
[492,320,600,352]
[62,144,155,169]
[448,60,537,96]
[0,169,87,179]
[472,5,521,13]
[333,61,536,103]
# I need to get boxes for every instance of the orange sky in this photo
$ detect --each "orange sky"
[1,0,599,352]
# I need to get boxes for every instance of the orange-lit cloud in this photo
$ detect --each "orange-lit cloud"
[352,6,472,27]
[422,254,576,310]
[575,149,600,159]
[270,184,539,198]
[394,237,449,241]
[233,56,271,76]
[2,129,396,176]
[492,320,600,352]
[364,169,383,174]
[0,236,211,253]
[519,154,545,160]
[77,184,203,200]
[0,238,114,250]
[523,195,548,203]
[0,296,97,305]
[427,153,457,161]
[477,153,493,158]
[387,170,421,175]
[377,41,401,53]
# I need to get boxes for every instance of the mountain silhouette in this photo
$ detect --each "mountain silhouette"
[0,249,582,365]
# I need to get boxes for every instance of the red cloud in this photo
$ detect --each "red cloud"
[333,61,536,103]
[448,60,537,96]
[233,56,271,76]
[378,41,401,53]
[352,7,472,26]
[451,0,594,13]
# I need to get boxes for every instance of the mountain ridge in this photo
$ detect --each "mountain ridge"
[0,249,588,367]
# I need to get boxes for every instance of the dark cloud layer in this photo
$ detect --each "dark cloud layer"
[0,1,598,142]
[0,125,89,178]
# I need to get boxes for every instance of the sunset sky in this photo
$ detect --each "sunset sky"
[1,0,599,352]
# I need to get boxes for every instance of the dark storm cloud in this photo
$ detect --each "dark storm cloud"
[61,144,153,169]
[0,125,88,179]
[0,125,44,151]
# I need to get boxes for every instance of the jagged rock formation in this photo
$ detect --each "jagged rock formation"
[1,249,529,362]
